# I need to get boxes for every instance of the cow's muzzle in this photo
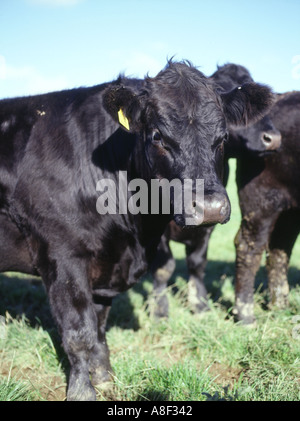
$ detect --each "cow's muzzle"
[261,129,282,151]
[202,192,231,225]
[174,191,231,227]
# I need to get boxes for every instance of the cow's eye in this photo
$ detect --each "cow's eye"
[152,130,162,142]
[152,130,165,148]
[224,132,229,142]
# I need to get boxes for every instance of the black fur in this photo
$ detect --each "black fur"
[0,61,272,400]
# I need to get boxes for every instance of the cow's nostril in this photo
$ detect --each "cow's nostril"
[263,134,272,144]
[262,131,282,150]
[192,200,196,208]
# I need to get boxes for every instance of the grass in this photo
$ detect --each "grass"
[0,377,37,401]
[0,159,299,401]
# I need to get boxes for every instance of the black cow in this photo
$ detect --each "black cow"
[150,64,281,318]
[234,90,300,324]
[0,61,273,400]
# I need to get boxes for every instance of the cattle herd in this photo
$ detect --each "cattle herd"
[0,60,299,400]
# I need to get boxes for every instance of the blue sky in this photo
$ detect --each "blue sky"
[1,0,300,99]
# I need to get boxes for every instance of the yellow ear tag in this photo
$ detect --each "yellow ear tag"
[118,108,130,130]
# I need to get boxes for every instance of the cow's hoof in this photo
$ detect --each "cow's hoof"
[268,296,289,310]
[232,300,256,327]
[149,295,169,319]
[233,307,257,327]
[67,383,97,401]
[153,301,169,319]
[187,278,209,314]
[244,320,257,328]
[93,381,114,395]
[193,300,210,314]
[91,367,114,388]
[237,315,257,328]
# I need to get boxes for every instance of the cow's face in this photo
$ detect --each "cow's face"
[103,61,273,227]
[229,115,282,153]
[210,63,281,154]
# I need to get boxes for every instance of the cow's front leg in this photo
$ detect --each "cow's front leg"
[46,262,98,401]
[150,235,175,318]
[266,211,300,308]
[266,248,289,308]
[89,300,114,388]
[234,213,277,325]
[185,227,213,313]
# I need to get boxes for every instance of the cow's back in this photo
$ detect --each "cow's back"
[0,97,36,206]
[0,92,70,204]
[0,85,109,208]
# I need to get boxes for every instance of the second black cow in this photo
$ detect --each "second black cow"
[234,90,300,324]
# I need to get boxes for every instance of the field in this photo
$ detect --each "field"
[0,159,299,401]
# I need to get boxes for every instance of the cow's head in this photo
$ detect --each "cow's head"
[228,114,282,154]
[211,63,281,154]
[103,61,273,227]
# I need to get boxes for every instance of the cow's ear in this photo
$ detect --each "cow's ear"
[103,85,144,132]
[221,83,274,126]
